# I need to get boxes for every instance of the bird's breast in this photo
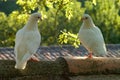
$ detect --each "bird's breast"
[26,31,41,42]
[78,27,104,50]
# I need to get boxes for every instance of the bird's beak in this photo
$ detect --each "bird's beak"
[40,17,42,21]
[81,17,85,21]
[38,16,42,21]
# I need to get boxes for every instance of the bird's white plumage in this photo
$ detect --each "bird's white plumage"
[14,12,41,69]
[78,14,107,56]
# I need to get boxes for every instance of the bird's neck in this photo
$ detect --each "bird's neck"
[24,19,38,31]
[82,20,95,29]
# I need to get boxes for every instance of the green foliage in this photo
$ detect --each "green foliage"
[0,12,8,46]
[0,0,19,15]
[58,29,80,47]
[92,0,96,5]
[0,11,28,47]
[0,0,120,47]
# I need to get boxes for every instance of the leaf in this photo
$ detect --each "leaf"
[58,30,80,47]
[93,0,96,5]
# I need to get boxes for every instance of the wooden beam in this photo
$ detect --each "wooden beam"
[59,57,120,75]
[0,57,120,79]
[0,59,68,78]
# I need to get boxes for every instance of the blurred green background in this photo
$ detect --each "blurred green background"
[0,0,120,47]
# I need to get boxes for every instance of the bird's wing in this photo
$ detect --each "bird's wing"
[25,31,41,54]
[14,29,26,57]
[14,29,30,58]
[91,27,107,55]
[15,29,24,47]
[14,29,29,69]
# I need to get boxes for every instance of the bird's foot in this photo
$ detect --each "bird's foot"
[87,53,93,58]
[29,56,39,62]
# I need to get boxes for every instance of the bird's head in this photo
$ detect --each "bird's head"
[81,14,92,22]
[30,12,42,21]
[81,14,95,28]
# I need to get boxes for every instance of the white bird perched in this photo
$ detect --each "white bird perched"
[14,12,42,70]
[78,14,107,58]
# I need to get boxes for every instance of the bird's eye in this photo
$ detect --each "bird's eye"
[85,17,88,19]
[37,16,40,18]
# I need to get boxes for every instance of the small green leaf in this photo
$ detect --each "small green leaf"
[93,0,96,5]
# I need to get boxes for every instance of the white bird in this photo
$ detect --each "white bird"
[78,14,107,58]
[14,12,42,69]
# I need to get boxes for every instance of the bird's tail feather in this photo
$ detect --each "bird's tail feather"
[15,61,27,70]
[15,53,31,70]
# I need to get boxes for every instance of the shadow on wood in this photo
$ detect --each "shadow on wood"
[0,58,69,79]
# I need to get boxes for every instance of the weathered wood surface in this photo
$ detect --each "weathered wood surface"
[61,57,120,75]
[0,57,120,79]
[0,59,68,78]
